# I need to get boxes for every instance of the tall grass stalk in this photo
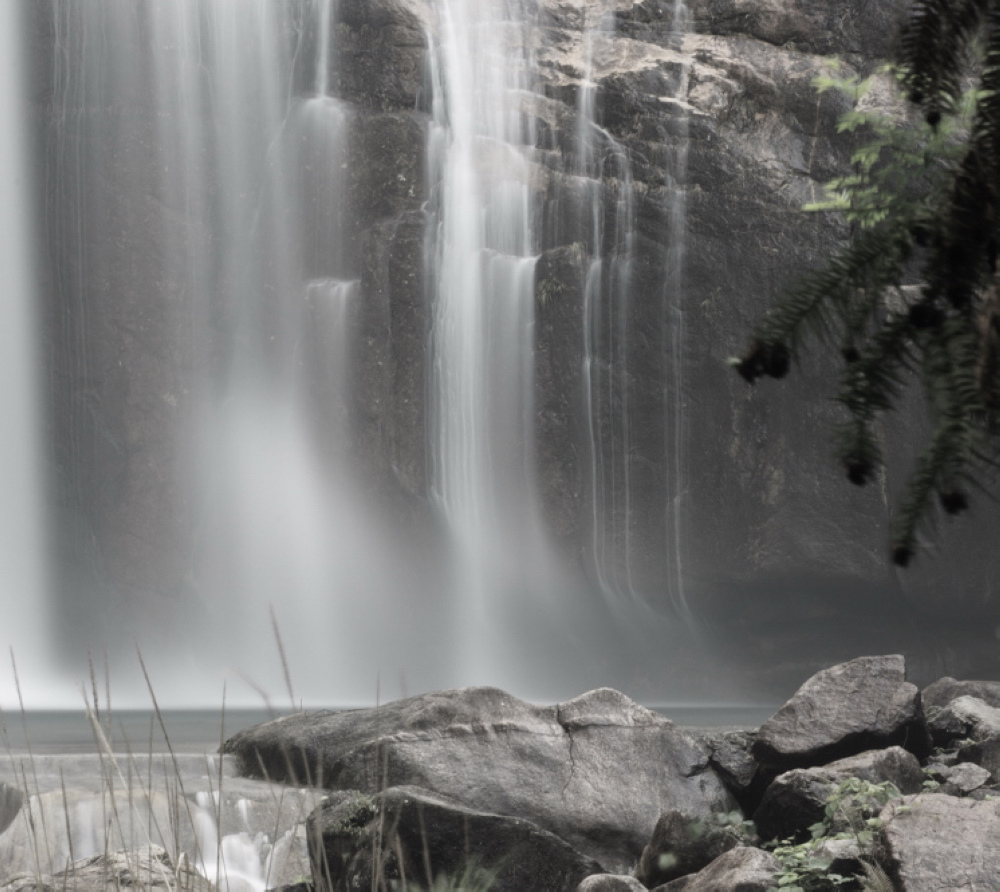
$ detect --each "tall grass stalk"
[0,650,323,891]
[82,690,173,887]
[12,649,54,876]
[215,682,227,890]
[270,605,297,712]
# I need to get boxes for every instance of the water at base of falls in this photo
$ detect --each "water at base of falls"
[0,749,322,890]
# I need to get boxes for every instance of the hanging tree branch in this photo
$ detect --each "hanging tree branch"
[735,1,1000,565]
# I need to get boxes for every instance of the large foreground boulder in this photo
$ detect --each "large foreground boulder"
[881,794,1000,890]
[307,785,601,892]
[753,655,928,771]
[754,746,923,841]
[225,686,735,871]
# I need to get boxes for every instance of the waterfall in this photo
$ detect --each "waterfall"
[426,0,545,683]
[37,0,413,706]
[0,0,53,703]
[577,6,643,607]
[18,0,711,708]
[664,0,692,620]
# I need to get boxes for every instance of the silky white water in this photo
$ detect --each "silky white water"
[426,0,552,684]
[663,0,693,621]
[577,4,642,607]
[0,0,55,706]
[3,0,715,712]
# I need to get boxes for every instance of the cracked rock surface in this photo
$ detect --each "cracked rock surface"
[224,686,735,871]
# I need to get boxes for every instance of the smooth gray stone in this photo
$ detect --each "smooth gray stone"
[754,655,927,771]
[226,686,735,872]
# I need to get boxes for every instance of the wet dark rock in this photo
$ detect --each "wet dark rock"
[534,244,588,545]
[635,809,746,887]
[307,785,601,892]
[224,686,736,872]
[881,794,1000,890]
[652,845,781,891]
[688,0,909,59]
[753,656,929,772]
[753,746,923,841]
[355,211,432,506]
[334,0,429,111]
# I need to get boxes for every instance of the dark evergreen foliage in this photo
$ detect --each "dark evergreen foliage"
[737,0,1000,565]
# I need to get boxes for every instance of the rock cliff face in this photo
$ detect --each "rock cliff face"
[27,0,1000,692]
[342,0,965,677]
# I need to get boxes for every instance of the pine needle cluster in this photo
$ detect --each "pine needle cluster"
[735,0,1000,566]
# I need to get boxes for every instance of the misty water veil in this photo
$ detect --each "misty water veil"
[0,0,707,710]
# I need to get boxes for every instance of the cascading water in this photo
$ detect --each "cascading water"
[577,5,643,606]
[426,0,549,683]
[35,0,418,706]
[13,0,717,710]
[0,0,54,705]
[663,0,692,620]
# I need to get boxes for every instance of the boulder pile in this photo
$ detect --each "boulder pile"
[223,654,1000,890]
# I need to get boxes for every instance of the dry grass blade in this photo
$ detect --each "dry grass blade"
[58,767,75,874]
[19,761,44,883]
[81,689,173,887]
[12,648,54,876]
[135,646,211,876]
[270,604,297,712]
[216,682,226,890]
[861,860,895,892]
